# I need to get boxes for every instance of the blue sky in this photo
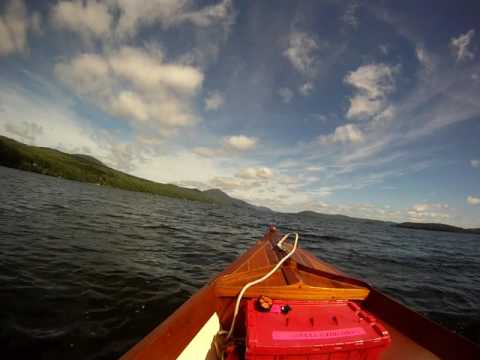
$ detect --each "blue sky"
[1,0,480,226]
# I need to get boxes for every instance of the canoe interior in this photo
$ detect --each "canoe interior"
[120,227,480,360]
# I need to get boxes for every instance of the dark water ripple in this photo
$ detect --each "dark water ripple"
[0,166,479,359]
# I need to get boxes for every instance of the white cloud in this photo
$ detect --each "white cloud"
[110,91,149,122]
[54,53,110,95]
[0,0,38,56]
[407,210,450,221]
[412,203,448,212]
[415,46,434,72]
[51,0,112,40]
[0,83,105,157]
[370,105,395,126]
[108,47,203,94]
[50,0,234,42]
[193,134,258,158]
[224,135,257,151]
[55,46,203,130]
[278,87,294,103]
[109,0,233,38]
[319,124,364,145]
[134,150,225,185]
[177,0,233,27]
[450,29,475,62]
[204,91,224,110]
[236,167,273,179]
[346,64,396,98]
[407,203,450,222]
[199,168,317,207]
[49,0,235,73]
[344,63,397,120]
[471,159,480,168]
[207,172,275,193]
[467,196,480,205]
[284,31,319,77]
[299,82,314,96]
[4,121,43,144]
[209,176,247,191]
[347,96,383,119]
[192,146,223,158]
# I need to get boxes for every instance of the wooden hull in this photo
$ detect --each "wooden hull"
[120,227,479,360]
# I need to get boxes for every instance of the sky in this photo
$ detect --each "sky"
[0,0,480,227]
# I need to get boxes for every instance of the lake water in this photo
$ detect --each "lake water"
[0,165,479,359]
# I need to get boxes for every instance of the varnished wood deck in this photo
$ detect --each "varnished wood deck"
[214,235,369,301]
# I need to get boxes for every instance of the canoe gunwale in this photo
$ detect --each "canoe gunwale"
[365,287,480,359]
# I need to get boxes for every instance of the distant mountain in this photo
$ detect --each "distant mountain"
[202,188,272,212]
[0,135,260,208]
[295,210,389,225]
[396,222,480,235]
[202,188,251,207]
[297,210,354,220]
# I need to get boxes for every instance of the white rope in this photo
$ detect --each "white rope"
[276,233,291,250]
[225,232,299,340]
